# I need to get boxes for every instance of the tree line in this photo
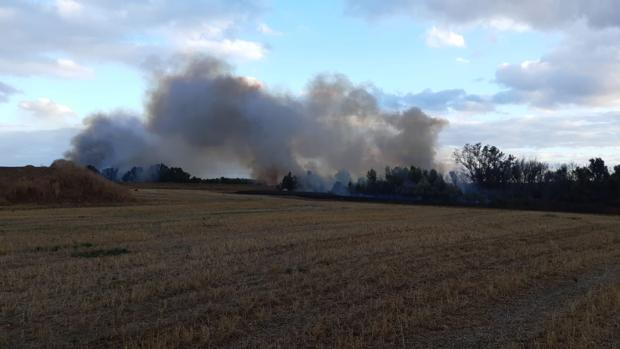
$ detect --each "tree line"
[349,166,460,201]
[87,163,258,185]
[87,164,195,183]
[453,143,620,205]
[280,143,620,208]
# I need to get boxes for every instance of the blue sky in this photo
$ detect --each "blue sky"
[1,0,619,169]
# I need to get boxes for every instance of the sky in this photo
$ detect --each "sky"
[1,0,619,168]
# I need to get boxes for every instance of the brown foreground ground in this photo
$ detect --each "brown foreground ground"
[1,188,619,348]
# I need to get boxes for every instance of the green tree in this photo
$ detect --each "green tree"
[588,158,609,182]
[366,168,377,185]
[280,172,297,191]
[453,143,515,188]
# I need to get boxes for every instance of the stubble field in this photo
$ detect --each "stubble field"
[1,188,619,348]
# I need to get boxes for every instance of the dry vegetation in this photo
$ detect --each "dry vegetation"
[521,284,620,348]
[0,161,133,205]
[1,188,619,348]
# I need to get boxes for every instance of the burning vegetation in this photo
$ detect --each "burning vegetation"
[86,163,257,186]
[279,143,620,212]
[77,141,620,213]
[87,163,194,183]
[61,56,620,212]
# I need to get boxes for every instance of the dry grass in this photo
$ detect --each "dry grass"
[515,284,620,349]
[0,161,133,205]
[0,188,619,348]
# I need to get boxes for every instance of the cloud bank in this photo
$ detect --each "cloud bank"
[347,0,620,30]
[494,26,620,108]
[349,0,620,109]
[0,0,266,77]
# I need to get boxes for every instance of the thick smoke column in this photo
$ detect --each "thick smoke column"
[66,56,447,183]
[65,113,155,169]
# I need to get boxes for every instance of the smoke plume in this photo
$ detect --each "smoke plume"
[66,56,447,183]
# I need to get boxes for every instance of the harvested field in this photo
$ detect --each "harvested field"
[1,188,619,348]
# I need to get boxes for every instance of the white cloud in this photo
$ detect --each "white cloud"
[0,57,93,79]
[186,20,234,38]
[440,111,620,164]
[351,1,620,109]
[258,23,282,36]
[19,98,75,118]
[172,22,266,61]
[54,58,94,78]
[426,27,465,48]
[493,26,620,108]
[456,57,470,64]
[180,38,266,61]
[55,0,83,18]
[0,1,264,77]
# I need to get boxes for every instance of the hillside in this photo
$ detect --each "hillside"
[0,160,133,205]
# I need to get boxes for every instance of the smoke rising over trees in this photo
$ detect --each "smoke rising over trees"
[347,165,459,201]
[271,143,620,212]
[64,55,620,210]
[65,56,447,183]
[89,163,193,183]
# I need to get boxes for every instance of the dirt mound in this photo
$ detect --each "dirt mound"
[0,160,133,205]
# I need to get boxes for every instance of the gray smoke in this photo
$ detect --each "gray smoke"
[66,56,448,184]
[65,113,155,169]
